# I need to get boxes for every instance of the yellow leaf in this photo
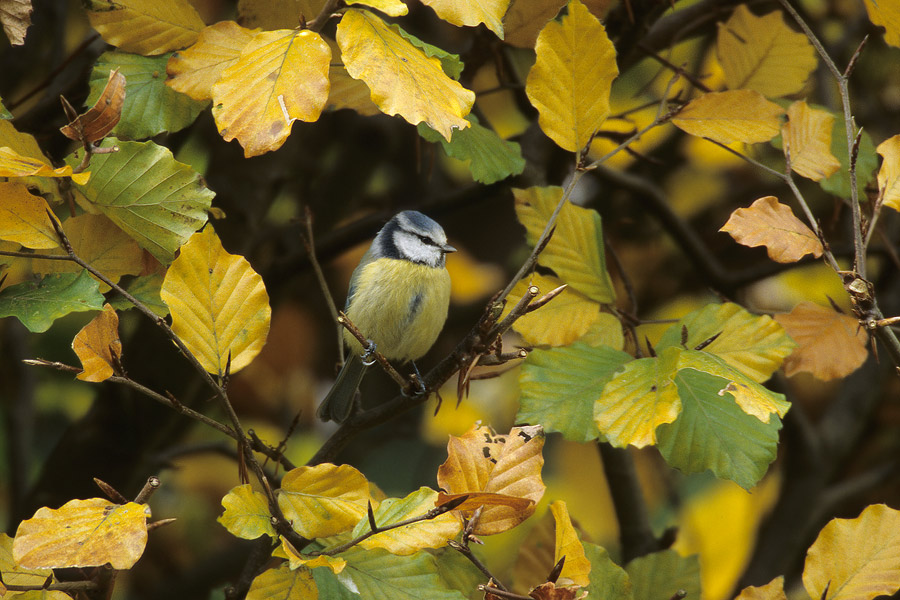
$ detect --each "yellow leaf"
[85,0,205,56]
[0,182,59,250]
[503,0,566,48]
[0,146,89,184]
[0,533,54,591]
[774,302,869,381]
[166,21,257,102]
[280,538,347,572]
[420,0,510,38]
[212,29,331,157]
[736,577,787,600]
[863,0,900,48]
[550,501,590,587]
[720,196,823,264]
[218,484,276,540]
[513,186,615,303]
[276,463,371,539]
[160,226,271,375]
[672,90,784,145]
[346,0,408,17]
[716,5,817,98]
[0,120,61,199]
[353,487,461,555]
[13,499,150,570]
[436,424,545,535]
[876,134,900,212]
[782,101,840,181]
[325,40,381,116]
[337,9,474,141]
[525,0,618,152]
[247,563,317,600]
[803,504,900,600]
[503,274,599,347]
[72,304,121,383]
[595,346,681,448]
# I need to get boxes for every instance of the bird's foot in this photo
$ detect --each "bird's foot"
[403,362,427,397]
[361,340,377,366]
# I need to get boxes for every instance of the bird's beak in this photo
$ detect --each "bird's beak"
[442,243,457,254]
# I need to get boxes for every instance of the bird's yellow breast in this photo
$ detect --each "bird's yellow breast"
[344,258,451,362]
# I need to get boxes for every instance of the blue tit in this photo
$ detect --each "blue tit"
[317,210,455,423]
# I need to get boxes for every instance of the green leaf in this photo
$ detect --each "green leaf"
[519,342,632,442]
[218,484,276,540]
[418,115,525,184]
[312,565,361,599]
[657,369,782,489]
[820,116,877,199]
[626,550,701,600]
[0,272,105,333]
[108,273,168,317]
[391,24,464,79]
[89,51,208,140]
[342,547,468,600]
[0,98,12,119]
[583,542,634,600]
[67,139,213,262]
[432,547,487,600]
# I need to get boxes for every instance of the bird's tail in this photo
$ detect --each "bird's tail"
[317,353,368,423]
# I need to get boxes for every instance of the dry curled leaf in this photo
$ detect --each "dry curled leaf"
[720,196,823,263]
[775,302,869,380]
[60,69,126,144]
[0,0,32,45]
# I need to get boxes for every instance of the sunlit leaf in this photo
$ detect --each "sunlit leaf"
[0,120,60,198]
[0,0,31,45]
[775,301,869,380]
[246,563,316,600]
[876,134,900,212]
[218,484,276,540]
[72,304,122,382]
[503,274,600,347]
[577,312,625,350]
[66,139,213,262]
[513,186,616,303]
[281,539,347,572]
[166,21,256,102]
[782,101,840,181]
[392,26,464,79]
[61,68,126,144]
[350,487,461,555]
[503,0,566,48]
[84,0,205,56]
[420,0,509,38]
[0,146,89,185]
[0,271,105,333]
[13,499,150,569]
[212,29,330,157]
[0,533,54,591]
[625,550,700,600]
[525,0,618,152]
[717,5,816,98]
[436,424,545,535]
[342,546,469,600]
[418,115,525,184]
[277,463,371,539]
[337,9,474,141]
[436,492,535,513]
[327,64,381,116]
[720,196,823,264]
[160,226,271,375]
[550,501,590,586]
[803,504,900,600]
[0,182,59,250]
[736,577,787,600]
[346,0,408,17]
[672,90,784,144]
[583,542,633,600]
[863,0,900,48]
[519,341,632,442]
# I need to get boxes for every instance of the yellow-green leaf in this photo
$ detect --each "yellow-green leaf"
[346,0,408,17]
[337,9,474,141]
[84,0,205,56]
[0,120,60,199]
[72,304,121,382]
[276,463,371,539]
[160,226,271,375]
[863,0,900,48]
[247,563,317,600]
[0,146,89,184]
[672,90,784,145]
[503,274,600,347]
[876,134,900,212]
[782,101,840,181]
[720,196,824,264]
[212,29,331,157]
[513,186,615,303]
[736,577,787,600]
[13,499,150,570]
[0,533,59,595]
[218,484,276,540]
[420,0,510,38]
[281,539,347,572]
[717,5,817,98]
[803,504,900,600]
[166,21,257,102]
[0,182,59,250]
[525,0,618,152]
[550,501,590,586]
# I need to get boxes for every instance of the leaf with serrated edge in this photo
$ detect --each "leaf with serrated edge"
[160,226,270,375]
[551,501,590,586]
[73,304,121,383]
[342,546,469,600]
[876,134,900,212]
[277,463,371,539]
[672,90,784,145]
[514,186,615,303]
[0,272,105,333]
[720,196,823,264]
[84,0,205,56]
[525,0,617,152]
[212,29,330,157]
[775,302,869,380]
[166,21,257,102]
[218,484,275,540]
[420,0,509,38]
[349,487,461,555]
[503,274,600,347]
[863,0,900,48]
[0,182,58,249]
[0,146,89,185]
[337,9,474,141]
[13,499,149,569]
[717,5,816,97]
[656,301,797,383]
[246,563,316,600]
[782,101,840,181]
[437,424,545,536]
[803,504,900,600]
[736,577,787,600]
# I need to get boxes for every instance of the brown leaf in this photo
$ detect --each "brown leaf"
[60,69,126,144]
[0,0,32,45]
[529,581,588,600]
[72,304,122,382]
[436,492,535,513]
[720,196,823,263]
[775,302,869,380]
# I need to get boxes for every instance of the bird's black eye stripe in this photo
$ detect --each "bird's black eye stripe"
[416,233,437,246]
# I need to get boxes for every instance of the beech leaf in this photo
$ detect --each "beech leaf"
[247,564,316,600]
[782,101,841,181]
[672,90,784,145]
[720,196,823,263]
[503,0,566,48]
[0,271,105,333]
[218,484,276,540]
[503,274,600,347]
[166,21,257,102]
[876,134,900,212]
[735,577,787,600]
[84,0,205,56]
[346,0,408,16]
[863,0,900,49]
[550,501,591,587]
[72,304,122,382]
[0,182,59,250]
[276,463,371,539]
[0,0,32,45]
[419,0,510,38]
[60,68,126,144]
[0,146,89,185]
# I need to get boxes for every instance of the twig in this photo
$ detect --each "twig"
[337,311,408,388]
[301,206,343,364]
[134,476,160,504]
[477,585,533,600]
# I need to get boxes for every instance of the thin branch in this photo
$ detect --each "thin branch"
[301,206,343,364]
[338,311,408,388]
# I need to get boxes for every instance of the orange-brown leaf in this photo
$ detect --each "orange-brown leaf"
[436,492,535,513]
[72,304,121,382]
[775,302,869,380]
[720,196,823,263]
[782,101,840,181]
[60,69,126,144]
[528,581,588,600]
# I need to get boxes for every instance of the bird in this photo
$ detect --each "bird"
[317,210,455,423]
